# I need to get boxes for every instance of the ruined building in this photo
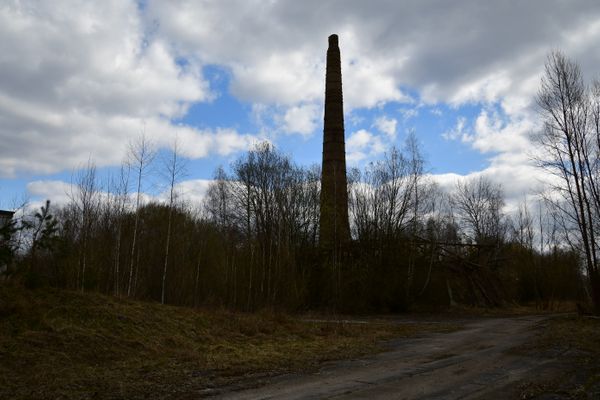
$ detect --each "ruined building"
[319,34,350,252]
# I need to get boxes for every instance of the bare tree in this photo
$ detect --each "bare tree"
[404,132,426,299]
[69,160,100,292]
[536,51,600,312]
[450,176,506,246]
[512,199,534,249]
[349,146,415,243]
[126,133,156,297]
[160,137,187,304]
[111,163,130,296]
[205,166,232,230]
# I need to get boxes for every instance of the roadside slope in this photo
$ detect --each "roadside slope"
[0,286,455,399]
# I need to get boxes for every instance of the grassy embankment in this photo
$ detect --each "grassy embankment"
[0,285,457,399]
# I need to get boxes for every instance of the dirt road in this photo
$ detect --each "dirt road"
[213,315,564,399]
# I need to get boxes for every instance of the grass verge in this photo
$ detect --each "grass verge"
[0,286,458,399]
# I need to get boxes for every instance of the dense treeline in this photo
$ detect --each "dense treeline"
[4,51,598,312]
[0,136,583,312]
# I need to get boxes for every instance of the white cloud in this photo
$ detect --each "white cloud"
[229,54,324,106]
[0,1,255,178]
[172,179,213,205]
[469,108,537,155]
[430,108,443,117]
[374,116,397,139]
[5,0,600,210]
[145,1,416,109]
[346,129,385,162]
[442,116,470,142]
[429,158,549,215]
[281,104,321,136]
[448,71,512,106]
[428,172,466,194]
[399,108,419,122]
[147,0,600,112]
[152,179,214,208]
[168,123,259,159]
[26,180,73,207]
[26,177,215,213]
[436,104,549,212]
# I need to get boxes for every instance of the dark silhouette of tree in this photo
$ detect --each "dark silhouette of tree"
[3,42,588,314]
[450,177,506,246]
[0,211,16,269]
[536,51,600,313]
[161,137,187,304]
[22,200,58,287]
[126,133,156,297]
[69,160,100,292]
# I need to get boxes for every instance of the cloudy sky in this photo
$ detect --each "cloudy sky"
[2,0,600,210]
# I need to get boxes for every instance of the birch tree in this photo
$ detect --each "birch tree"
[126,133,155,297]
[161,138,187,304]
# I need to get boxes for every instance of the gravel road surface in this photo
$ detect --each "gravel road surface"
[214,315,563,399]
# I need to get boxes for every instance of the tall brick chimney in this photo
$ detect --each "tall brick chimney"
[319,34,350,251]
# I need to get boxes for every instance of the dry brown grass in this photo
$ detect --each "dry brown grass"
[0,286,457,399]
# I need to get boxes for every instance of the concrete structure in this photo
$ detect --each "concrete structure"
[319,34,350,252]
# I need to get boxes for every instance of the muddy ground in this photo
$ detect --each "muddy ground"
[210,315,597,399]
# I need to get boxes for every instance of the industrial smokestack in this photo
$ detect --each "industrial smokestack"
[319,34,350,251]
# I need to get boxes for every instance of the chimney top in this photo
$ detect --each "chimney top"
[328,34,338,47]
